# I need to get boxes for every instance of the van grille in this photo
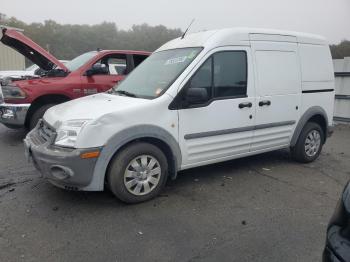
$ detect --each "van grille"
[38,120,56,143]
[29,120,56,145]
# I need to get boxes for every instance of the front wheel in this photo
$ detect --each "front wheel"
[291,122,324,163]
[107,142,168,204]
[29,104,56,130]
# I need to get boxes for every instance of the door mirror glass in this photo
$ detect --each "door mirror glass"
[185,87,209,104]
[86,64,108,76]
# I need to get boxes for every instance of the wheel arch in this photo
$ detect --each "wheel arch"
[25,94,71,127]
[85,125,182,191]
[291,106,329,147]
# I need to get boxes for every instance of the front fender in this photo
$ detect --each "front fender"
[81,125,181,191]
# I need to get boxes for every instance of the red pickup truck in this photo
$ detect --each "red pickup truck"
[0,29,150,129]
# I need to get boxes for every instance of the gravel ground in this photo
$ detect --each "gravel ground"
[0,124,349,262]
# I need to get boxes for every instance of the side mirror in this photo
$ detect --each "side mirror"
[185,88,209,104]
[86,64,108,77]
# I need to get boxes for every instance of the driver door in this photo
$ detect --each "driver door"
[80,54,130,95]
[177,47,256,169]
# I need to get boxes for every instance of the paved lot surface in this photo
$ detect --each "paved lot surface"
[0,124,349,262]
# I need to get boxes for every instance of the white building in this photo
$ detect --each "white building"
[333,57,350,122]
[0,25,25,70]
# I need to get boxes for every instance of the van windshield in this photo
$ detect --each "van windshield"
[113,47,202,99]
[65,51,98,72]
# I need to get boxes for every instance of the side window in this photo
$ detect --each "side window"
[188,57,212,98]
[107,57,127,75]
[183,51,247,107]
[93,55,127,75]
[213,52,247,98]
[133,55,148,67]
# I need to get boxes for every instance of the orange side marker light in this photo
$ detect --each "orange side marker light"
[80,151,100,159]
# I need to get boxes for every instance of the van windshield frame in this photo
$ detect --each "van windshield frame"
[112,47,203,99]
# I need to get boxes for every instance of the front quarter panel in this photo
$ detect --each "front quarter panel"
[75,95,179,191]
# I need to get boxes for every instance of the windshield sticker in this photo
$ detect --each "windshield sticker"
[165,56,187,65]
[187,51,198,59]
[155,88,163,96]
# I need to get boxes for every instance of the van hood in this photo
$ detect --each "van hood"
[44,93,149,128]
[1,28,68,72]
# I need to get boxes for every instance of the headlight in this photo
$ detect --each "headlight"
[1,81,26,100]
[54,119,91,148]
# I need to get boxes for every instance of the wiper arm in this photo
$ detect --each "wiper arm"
[115,90,138,98]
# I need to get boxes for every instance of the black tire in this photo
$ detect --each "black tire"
[29,104,56,130]
[291,122,324,163]
[107,142,168,204]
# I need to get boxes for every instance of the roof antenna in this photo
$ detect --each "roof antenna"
[181,19,195,39]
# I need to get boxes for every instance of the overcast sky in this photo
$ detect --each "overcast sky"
[1,0,349,44]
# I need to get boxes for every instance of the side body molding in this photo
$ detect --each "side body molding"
[83,125,182,191]
[290,106,329,147]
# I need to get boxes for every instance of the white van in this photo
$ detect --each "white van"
[24,28,335,203]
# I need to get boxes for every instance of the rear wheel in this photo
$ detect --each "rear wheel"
[29,104,56,130]
[107,142,168,204]
[291,122,324,163]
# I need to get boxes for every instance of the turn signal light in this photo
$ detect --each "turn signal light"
[80,151,100,159]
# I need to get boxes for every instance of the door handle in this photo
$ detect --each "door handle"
[238,102,253,109]
[259,100,271,107]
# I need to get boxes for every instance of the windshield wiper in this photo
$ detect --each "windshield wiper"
[115,90,138,98]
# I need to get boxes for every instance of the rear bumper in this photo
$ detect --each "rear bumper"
[24,124,102,190]
[0,103,30,128]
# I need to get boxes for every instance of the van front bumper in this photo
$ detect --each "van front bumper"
[0,103,30,128]
[24,125,102,190]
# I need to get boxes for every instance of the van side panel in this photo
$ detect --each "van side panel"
[299,44,334,83]
[301,92,335,128]
[298,43,335,127]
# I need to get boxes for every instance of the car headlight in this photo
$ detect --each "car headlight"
[54,119,91,148]
[1,81,26,100]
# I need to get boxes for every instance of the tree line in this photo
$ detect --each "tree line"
[0,13,182,60]
[1,13,350,60]
[330,40,350,59]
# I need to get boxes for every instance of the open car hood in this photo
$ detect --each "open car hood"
[1,28,68,72]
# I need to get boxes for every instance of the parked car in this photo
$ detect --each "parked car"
[0,60,69,80]
[0,28,150,129]
[24,28,335,203]
[323,181,350,262]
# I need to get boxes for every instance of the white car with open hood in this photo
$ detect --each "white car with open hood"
[24,28,335,203]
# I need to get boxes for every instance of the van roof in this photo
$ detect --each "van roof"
[156,27,327,52]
